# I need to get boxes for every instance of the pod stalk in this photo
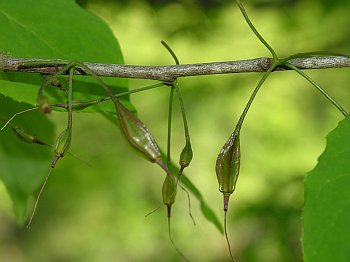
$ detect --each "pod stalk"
[27,164,54,228]
[224,194,231,212]
[167,212,190,262]
[166,205,172,219]
[224,210,237,262]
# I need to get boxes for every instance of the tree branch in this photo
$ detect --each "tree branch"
[1,56,349,82]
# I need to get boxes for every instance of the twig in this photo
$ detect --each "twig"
[1,56,349,82]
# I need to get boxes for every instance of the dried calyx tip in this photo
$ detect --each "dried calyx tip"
[166,205,172,218]
[223,194,231,212]
[51,155,60,168]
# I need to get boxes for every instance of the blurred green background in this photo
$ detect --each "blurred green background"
[0,0,349,261]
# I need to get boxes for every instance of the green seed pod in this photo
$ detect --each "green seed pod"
[179,140,193,169]
[11,126,46,145]
[162,173,177,218]
[52,128,72,167]
[115,100,163,164]
[215,132,240,211]
[216,131,240,262]
[162,170,190,261]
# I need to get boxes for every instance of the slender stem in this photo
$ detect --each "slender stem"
[52,82,164,110]
[179,184,196,226]
[167,86,175,166]
[167,216,190,262]
[65,152,92,168]
[162,41,178,168]
[236,65,275,133]
[1,107,39,131]
[118,82,164,97]
[38,62,76,97]
[284,62,348,117]
[173,79,193,207]
[27,165,54,228]
[157,159,173,176]
[161,41,192,173]
[72,63,117,102]
[161,41,180,65]
[144,206,161,218]
[234,0,280,133]
[55,66,75,159]
[236,0,278,60]
[160,42,190,140]
[224,210,237,262]
[41,74,66,92]
[67,68,74,130]
[174,81,190,142]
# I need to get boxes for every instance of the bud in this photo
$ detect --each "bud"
[179,141,193,169]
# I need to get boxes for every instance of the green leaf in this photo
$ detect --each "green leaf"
[0,0,128,113]
[303,116,350,262]
[0,95,54,225]
[0,0,128,224]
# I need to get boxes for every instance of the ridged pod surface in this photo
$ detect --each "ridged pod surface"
[115,100,162,164]
[216,132,240,211]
